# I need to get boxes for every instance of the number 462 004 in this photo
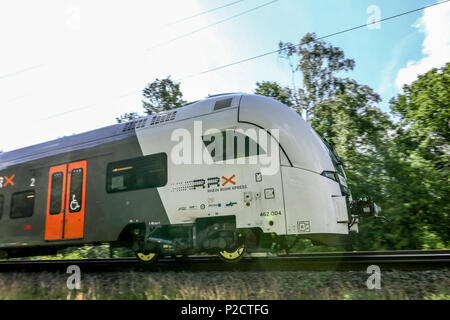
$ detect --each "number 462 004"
[260,210,282,217]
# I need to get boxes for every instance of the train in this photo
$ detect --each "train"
[0,93,378,263]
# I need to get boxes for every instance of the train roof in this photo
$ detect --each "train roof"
[0,93,243,170]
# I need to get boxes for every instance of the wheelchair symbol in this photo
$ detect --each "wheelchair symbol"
[70,194,80,211]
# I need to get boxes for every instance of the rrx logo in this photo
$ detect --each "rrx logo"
[0,174,15,188]
[188,175,236,190]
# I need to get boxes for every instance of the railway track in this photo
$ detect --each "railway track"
[0,250,449,272]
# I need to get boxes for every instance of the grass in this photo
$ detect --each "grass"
[0,270,448,300]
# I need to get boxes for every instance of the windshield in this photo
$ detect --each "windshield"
[318,135,346,178]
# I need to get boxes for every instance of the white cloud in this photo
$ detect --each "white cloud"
[395,1,450,89]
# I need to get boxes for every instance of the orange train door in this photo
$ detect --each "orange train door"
[44,160,87,240]
[44,164,67,240]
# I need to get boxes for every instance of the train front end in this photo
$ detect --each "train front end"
[239,94,379,247]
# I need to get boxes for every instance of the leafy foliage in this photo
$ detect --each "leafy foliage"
[352,65,449,250]
[279,32,355,120]
[387,63,450,245]
[116,112,141,123]
[116,77,185,123]
[266,34,449,250]
[390,63,449,171]
[142,77,186,114]
[254,81,294,106]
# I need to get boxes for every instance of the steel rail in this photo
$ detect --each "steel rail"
[0,250,449,272]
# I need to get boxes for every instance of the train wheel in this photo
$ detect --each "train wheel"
[218,244,246,263]
[135,251,159,263]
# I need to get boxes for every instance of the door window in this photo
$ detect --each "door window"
[69,168,83,213]
[49,172,64,214]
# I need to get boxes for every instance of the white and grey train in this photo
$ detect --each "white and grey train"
[0,93,377,262]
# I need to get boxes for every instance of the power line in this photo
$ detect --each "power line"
[41,0,449,120]
[40,89,141,120]
[148,0,278,51]
[2,3,244,83]
[176,0,450,81]
[0,64,46,80]
[16,1,279,120]
[164,0,244,26]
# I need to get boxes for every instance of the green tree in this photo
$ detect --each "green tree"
[390,63,449,170]
[279,32,355,120]
[275,33,392,207]
[337,66,449,250]
[142,77,186,114]
[116,112,141,123]
[116,77,186,123]
[271,32,449,250]
[310,79,393,202]
[254,81,294,106]
[387,63,450,245]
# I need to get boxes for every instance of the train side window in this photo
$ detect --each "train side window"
[0,194,3,220]
[49,172,63,214]
[203,131,266,162]
[106,153,167,193]
[10,190,35,219]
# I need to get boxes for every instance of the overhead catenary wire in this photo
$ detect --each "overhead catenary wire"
[39,1,278,119]
[148,0,278,51]
[1,3,244,83]
[175,0,450,81]
[0,64,46,80]
[41,0,449,120]
[164,0,245,26]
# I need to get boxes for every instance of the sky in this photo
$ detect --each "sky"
[0,0,449,152]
